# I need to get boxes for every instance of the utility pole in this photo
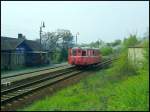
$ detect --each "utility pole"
[76,32,79,46]
[39,21,45,51]
[39,21,45,64]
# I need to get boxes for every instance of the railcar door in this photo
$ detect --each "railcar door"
[81,49,87,65]
[87,49,91,65]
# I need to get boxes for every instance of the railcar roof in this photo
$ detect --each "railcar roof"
[72,47,99,50]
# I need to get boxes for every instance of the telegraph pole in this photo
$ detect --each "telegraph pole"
[76,34,77,46]
[76,32,79,46]
[39,21,45,64]
[39,21,45,51]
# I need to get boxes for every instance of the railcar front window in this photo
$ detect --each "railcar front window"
[72,49,76,56]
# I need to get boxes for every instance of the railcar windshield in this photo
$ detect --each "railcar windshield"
[72,49,76,56]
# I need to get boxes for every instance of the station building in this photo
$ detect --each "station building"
[1,34,50,70]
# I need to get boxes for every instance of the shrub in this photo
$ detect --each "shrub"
[142,40,149,71]
[108,48,137,76]
[100,46,113,56]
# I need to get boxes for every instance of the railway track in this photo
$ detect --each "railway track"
[97,57,118,68]
[1,65,75,90]
[1,58,117,110]
[1,69,82,106]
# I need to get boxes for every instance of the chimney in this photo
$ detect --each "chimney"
[18,33,25,40]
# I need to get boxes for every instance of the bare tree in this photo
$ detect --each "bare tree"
[41,29,74,52]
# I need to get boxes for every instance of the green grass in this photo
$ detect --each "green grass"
[23,68,149,111]
[106,73,149,111]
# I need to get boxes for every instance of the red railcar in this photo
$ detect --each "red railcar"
[68,47,102,66]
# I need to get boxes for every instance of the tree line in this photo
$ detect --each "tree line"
[36,28,149,64]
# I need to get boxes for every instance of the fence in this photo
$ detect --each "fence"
[1,52,25,70]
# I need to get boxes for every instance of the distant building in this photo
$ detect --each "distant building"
[128,45,145,65]
[1,34,50,70]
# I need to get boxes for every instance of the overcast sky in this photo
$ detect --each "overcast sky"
[1,1,149,44]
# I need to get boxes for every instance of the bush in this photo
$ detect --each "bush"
[51,51,62,63]
[123,34,139,48]
[51,48,68,64]
[100,46,113,56]
[60,48,68,62]
[142,40,149,71]
[108,48,137,76]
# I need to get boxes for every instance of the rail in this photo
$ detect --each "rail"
[1,69,82,105]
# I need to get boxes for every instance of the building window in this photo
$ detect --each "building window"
[16,47,25,53]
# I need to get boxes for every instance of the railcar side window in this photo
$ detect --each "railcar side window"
[78,49,81,56]
[72,49,76,56]
[90,50,93,56]
[82,50,86,56]
[93,51,95,56]
[87,50,90,56]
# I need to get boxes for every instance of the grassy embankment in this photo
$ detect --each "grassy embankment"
[23,65,149,111]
